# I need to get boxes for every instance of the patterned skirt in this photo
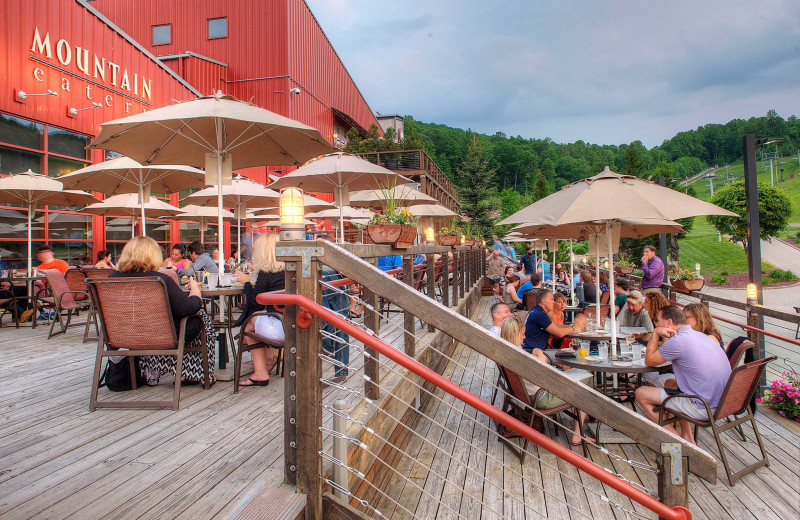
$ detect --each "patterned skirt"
[140,311,216,383]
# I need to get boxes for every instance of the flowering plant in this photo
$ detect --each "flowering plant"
[369,207,416,226]
[758,371,800,422]
[438,217,462,236]
[668,268,701,280]
[616,254,636,268]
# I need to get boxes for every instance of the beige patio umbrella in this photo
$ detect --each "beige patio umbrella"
[88,92,336,272]
[405,204,459,218]
[306,206,373,223]
[348,183,436,210]
[269,152,411,242]
[0,170,97,277]
[58,156,205,237]
[83,193,185,238]
[166,204,235,243]
[498,167,735,349]
[181,177,281,259]
[249,194,335,216]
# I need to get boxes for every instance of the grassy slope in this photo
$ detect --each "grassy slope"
[678,216,772,277]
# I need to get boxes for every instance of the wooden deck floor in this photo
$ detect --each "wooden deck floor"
[371,296,800,520]
[1,296,798,520]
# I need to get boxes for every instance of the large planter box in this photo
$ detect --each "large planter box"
[615,266,635,275]
[670,278,704,294]
[366,224,417,248]
[437,235,460,248]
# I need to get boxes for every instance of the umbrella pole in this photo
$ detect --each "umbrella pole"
[216,123,226,274]
[27,202,33,296]
[607,221,617,358]
[569,240,575,306]
[200,219,204,243]
[551,239,556,292]
[594,235,601,331]
[338,186,345,244]
[131,218,135,239]
[139,182,147,237]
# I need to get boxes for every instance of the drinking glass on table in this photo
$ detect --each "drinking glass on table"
[578,340,590,358]
[598,341,609,359]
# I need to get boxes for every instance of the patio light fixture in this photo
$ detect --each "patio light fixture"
[746,283,758,303]
[279,187,305,240]
[425,227,434,242]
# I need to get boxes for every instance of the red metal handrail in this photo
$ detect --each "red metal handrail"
[257,292,692,520]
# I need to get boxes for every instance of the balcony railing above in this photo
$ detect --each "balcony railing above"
[356,149,460,211]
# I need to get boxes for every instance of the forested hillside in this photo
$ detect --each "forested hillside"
[411,110,800,197]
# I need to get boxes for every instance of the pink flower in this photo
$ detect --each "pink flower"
[756,398,763,403]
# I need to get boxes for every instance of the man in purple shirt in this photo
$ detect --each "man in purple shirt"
[640,244,665,295]
[635,305,731,445]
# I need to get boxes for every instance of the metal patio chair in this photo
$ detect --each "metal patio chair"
[233,310,285,394]
[658,356,776,486]
[88,277,210,411]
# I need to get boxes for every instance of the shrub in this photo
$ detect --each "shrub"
[720,270,729,276]
[768,269,796,281]
[758,371,800,422]
[710,275,728,285]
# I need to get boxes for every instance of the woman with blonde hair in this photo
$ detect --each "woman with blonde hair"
[644,291,670,325]
[234,233,285,387]
[110,236,216,384]
[683,303,723,347]
[499,317,594,445]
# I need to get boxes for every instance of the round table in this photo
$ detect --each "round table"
[183,284,245,369]
[564,330,614,342]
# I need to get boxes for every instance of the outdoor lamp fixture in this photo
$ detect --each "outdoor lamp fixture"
[695,263,701,277]
[603,260,609,269]
[15,88,57,102]
[425,227,434,242]
[746,283,758,303]
[460,235,465,245]
[68,102,102,118]
[279,187,305,240]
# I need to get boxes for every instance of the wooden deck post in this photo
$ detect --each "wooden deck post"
[657,443,688,519]
[452,250,460,303]
[441,254,450,309]
[459,250,465,300]
[363,258,381,400]
[403,255,416,356]
[292,257,323,519]
[426,254,436,332]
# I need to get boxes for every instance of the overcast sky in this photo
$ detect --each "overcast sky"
[306,0,800,148]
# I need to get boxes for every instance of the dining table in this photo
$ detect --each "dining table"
[183,283,246,369]
[1,274,48,329]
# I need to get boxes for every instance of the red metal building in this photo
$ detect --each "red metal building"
[0,0,379,264]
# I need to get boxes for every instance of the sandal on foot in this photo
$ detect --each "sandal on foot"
[240,377,269,387]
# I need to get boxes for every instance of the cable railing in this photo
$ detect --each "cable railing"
[264,241,716,519]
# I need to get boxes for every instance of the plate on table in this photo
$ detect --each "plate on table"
[612,360,632,367]
[583,357,602,364]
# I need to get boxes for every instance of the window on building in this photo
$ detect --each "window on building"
[208,17,227,39]
[153,24,171,45]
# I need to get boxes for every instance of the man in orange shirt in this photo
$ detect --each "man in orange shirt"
[36,245,69,273]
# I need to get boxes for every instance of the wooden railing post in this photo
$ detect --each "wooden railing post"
[459,250,465,299]
[363,258,381,400]
[426,254,436,332]
[452,251,460,303]
[657,443,689,519]
[291,255,323,519]
[441,254,450,309]
[403,255,416,357]
[747,305,767,392]
[283,268,299,487]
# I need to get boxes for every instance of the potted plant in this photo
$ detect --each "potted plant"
[437,218,462,247]
[365,182,418,248]
[586,256,597,269]
[615,254,636,275]
[668,268,705,294]
[463,222,475,246]
[758,371,800,422]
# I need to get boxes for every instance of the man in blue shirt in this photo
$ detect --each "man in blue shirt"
[505,243,517,261]
[516,273,542,301]
[538,253,551,282]
[518,247,537,275]
[377,255,402,272]
[523,289,587,353]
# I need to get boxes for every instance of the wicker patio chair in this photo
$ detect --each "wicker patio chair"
[726,338,756,369]
[80,267,114,343]
[87,277,210,411]
[495,363,587,461]
[38,269,92,339]
[64,268,89,302]
[233,310,285,394]
[658,356,776,486]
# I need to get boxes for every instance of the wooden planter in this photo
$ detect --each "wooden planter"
[366,224,417,248]
[464,239,475,246]
[670,278,704,294]
[615,266,635,275]
[437,234,460,247]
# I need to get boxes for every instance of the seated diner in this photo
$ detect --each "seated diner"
[523,289,587,354]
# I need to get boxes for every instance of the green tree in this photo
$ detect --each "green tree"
[456,135,497,237]
[533,170,550,201]
[708,181,792,255]
[401,116,425,150]
[622,141,647,177]
[499,188,520,218]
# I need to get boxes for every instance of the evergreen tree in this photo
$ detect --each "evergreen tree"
[622,141,647,177]
[533,170,550,201]
[456,135,497,237]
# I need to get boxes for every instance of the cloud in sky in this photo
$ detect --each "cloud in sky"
[307,0,800,147]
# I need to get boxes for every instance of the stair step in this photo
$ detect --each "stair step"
[229,485,306,520]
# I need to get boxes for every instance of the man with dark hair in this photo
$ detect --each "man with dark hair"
[613,278,629,314]
[577,270,596,306]
[36,244,69,274]
[635,305,731,444]
[641,245,665,295]
[518,247,537,275]
[176,241,219,276]
[515,272,542,300]
[523,290,586,353]
[488,302,512,336]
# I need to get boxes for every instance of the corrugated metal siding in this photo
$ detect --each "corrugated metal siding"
[90,0,380,139]
[0,0,197,138]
